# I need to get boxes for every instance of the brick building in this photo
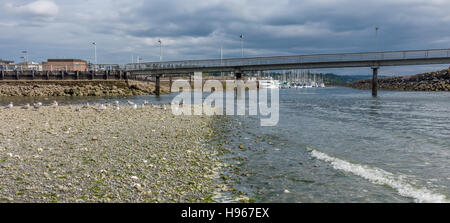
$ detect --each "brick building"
[42,59,88,72]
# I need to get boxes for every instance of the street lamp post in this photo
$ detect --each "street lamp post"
[220,44,224,77]
[92,42,97,71]
[160,42,163,62]
[375,26,380,51]
[21,51,28,63]
[240,34,244,58]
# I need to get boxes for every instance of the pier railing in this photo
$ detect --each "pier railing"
[126,48,450,70]
[0,70,130,81]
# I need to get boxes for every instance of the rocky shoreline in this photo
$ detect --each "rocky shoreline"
[348,69,450,91]
[0,80,171,97]
[0,105,222,202]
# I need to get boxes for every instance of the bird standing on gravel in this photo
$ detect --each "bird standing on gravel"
[5,102,13,109]
[82,103,90,109]
[132,104,137,110]
[97,104,107,110]
[51,101,58,108]
[33,102,42,109]
[21,104,30,109]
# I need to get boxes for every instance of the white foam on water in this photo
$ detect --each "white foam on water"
[309,149,448,203]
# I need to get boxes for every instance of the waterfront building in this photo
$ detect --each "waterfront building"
[15,61,43,71]
[0,59,14,71]
[42,59,88,72]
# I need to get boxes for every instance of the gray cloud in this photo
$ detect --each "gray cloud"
[1,0,450,75]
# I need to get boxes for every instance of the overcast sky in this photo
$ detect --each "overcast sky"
[1,0,450,75]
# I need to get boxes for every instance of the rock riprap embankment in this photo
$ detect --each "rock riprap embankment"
[348,69,450,91]
[0,80,170,97]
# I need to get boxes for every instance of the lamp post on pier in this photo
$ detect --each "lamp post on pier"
[92,42,97,72]
[240,34,244,58]
[158,39,163,62]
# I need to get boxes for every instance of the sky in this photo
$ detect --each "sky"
[1,0,450,75]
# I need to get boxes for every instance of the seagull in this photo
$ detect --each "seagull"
[161,105,167,110]
[21,103,30,109]
[113,101,119,106]
[33,102,42,109]
[132,104,137,110]
[127,101,135,105]
[50,101,58,108]
[97,104,107,110]
[113,106,120,111]
[5,102,13,109]
[143,100,149,105]
[82,103,90,109]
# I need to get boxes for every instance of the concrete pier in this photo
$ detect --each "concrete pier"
[372,67,378,97]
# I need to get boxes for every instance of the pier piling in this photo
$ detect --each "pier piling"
[155,74,161,96]
[372,67,378,97]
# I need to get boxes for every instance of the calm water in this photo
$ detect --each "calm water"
[1,87,449,202]
[223,87,450,203]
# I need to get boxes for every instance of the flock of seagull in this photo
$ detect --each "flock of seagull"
[2,100,184,111]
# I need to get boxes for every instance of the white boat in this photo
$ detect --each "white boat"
[259,78,279,89]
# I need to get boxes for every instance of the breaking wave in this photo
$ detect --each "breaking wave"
[309,149,448,203]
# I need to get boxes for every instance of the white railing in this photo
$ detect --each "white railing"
[126,48,450,71]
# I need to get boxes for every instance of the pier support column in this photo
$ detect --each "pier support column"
[1,70,5,80]
[372,66,379,97]
[155,74,161,96]
[235,71,242,80]
[15,70,19,80]
[169,76,173,93]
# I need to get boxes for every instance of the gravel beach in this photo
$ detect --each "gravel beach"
[0,105,220,203]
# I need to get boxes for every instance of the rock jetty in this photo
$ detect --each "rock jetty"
[348,69,450,91]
